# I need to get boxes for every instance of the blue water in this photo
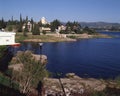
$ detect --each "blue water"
[17,32,120,79]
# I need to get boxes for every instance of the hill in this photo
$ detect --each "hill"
[80,22,120,30]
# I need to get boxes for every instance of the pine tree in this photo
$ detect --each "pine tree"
[31,18,34,32]
[10,51,49,94]
[23,16,29,36]
[0,17,6,29]
[18,14,23,32]
[50,19,61,32]
[32,23,40,35]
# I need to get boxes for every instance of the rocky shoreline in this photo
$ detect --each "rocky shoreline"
[44,73,106,96]
[44,73,120,96]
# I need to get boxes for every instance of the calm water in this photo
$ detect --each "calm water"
[17,32,120,79]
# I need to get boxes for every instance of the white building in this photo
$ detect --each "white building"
[40,17,49,25]
[39,17,51,32]
[22,21,32,32]
[58,25,66,31]
[40,27,51,32]
[0,31,20,46]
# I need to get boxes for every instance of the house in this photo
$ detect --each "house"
[22,21,32,32]
[58,25,66,31]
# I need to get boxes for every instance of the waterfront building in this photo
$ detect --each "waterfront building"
[0,31,20,46]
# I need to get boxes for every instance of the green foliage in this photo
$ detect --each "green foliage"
[0,46,7,59]
[92,91,106,96]
[30,18,34,32]
[65,21,81,33]
[32,23,40,35]
[0,72,19,90]
[23,16,29,36]
[0,17,6,29]
[10,51,49,94]
[59,30,68,34]
[83,26,97,34]
[75,29,83,34]
[17,14,23,32]
[23,23,28,36]
[17,24,23,32]
[7,25,13,31]
[67,35,76,39]
[50,19,61,32]
[15,34,26,42]
[115,76,120,86]
[42,30,46,35]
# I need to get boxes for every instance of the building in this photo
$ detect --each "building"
[0,31,20,46]
[39,17,51,32]
[22,21,32,32]
[58,25,66,31]
[40,17,49,25]
[40,27,51,32]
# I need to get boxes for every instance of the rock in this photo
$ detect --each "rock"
[32,54,47,64]
[65,73,76,78]
[9,51,48,71]
[44,73,106,96]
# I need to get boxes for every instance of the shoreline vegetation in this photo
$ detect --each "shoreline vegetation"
[16,32,112,43]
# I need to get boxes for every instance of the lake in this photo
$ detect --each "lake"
[16,32,120,79]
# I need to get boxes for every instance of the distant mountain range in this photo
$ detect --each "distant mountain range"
[79,22,120,29]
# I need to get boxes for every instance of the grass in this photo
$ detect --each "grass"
[16,32,74,42]
[15,32,112,43]
[0,72,19,90]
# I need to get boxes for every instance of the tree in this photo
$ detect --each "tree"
[0,46,7,59]
[65,21,73,33]
[50,19,61,32]
[18,14,23,32]
[83,26,96,34]
[32,23,40,35]
[30,18,34,32]
[65,21,81,34]
[10,51,49,95]
[23,16,29,36]
[7,25,13,31]
[0,17,6,29]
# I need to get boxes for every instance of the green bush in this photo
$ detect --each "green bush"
[0,46,7,59]
[92,91,106,96]
[67,35,76,39]
[115,76,120,86]
[7,25,13,31]
[42,30,46,35]
[32,24,40,35]
[59,30,68,34]
[0,73,19,90]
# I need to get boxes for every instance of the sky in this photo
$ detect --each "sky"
[0,0,120,23]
